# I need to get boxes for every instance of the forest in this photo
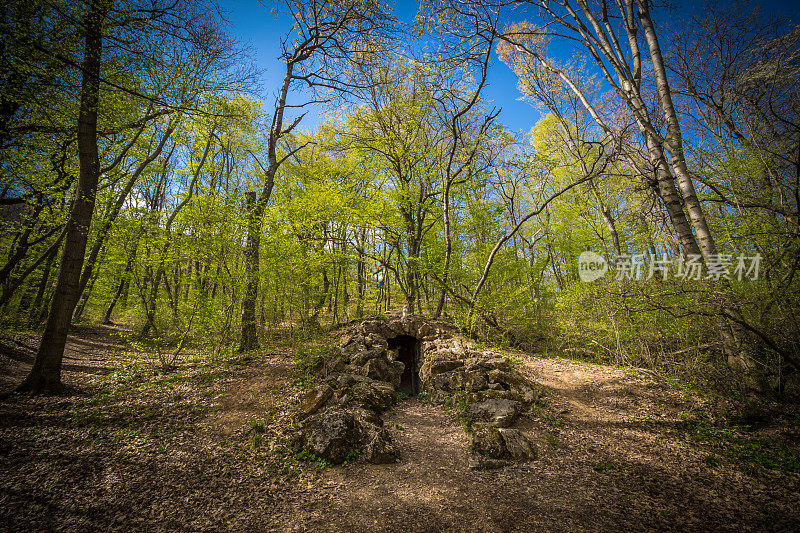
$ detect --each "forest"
[1,0,799,530]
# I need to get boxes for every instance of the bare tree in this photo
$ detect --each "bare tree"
[239,0,398,350]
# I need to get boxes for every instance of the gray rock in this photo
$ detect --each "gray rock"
[336,373,372,389]
[322,356,346,375]
[519,387,538,405]
[466,372,489,392]
[485,357,511,371]
[431,370,465,392]
[299,408,361,464]
[340,341,368,358]
[339,334,354,347]
[429,389,450,403]
[343,364,363,375]
[363,427,399,464]
[386,361,405,390]
[486,368,509,386]
[349,381,397,413]
[351,407,383,430]
[498,428,537,460]
[472,390,516,401]
[352,348,385,367]
[363,356,389,381]
[365,333,388,350]
[298,385,333,419]
[429,359,465,376]
[468,399,521,428]
[470,423,505,458]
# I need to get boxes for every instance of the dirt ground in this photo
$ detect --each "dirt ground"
[1,325,799,532]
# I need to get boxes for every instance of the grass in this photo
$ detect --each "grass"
[293,447,334,472]
[592,461,616,473]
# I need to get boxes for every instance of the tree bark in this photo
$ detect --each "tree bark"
[636,0,716,261]
[238,191,260,351]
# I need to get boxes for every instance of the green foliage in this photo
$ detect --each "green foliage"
[294,447,334,472]
[681,413,800,474]
[293,342,334,378]
[248,417,267,434]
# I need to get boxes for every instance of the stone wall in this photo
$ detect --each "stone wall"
[292,315,538,466]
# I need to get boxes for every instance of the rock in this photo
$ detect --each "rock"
[349,381,397,413]
[298,385,333,419]
[468,457,511,471]
[363,356,389,381]
[386,321,405,336]
[322,356,346,375]
[472,389,516,402]
[485,357,511,371]
[498,428,537,460]
[352,348,385,367]
[465,372,489,392]
[429,359,465,376]
[365,333,388,350]
[343,364,363,375]
[487,382,506,391]
[430,370,465,392]
[299,408,361,464]
[468,399,521,428]
[339,334,354,347]
[519,387,538,405]
[363,427,399,464]
[416,322,434,338]
[336,373,372,389]
[470,423,505,458]
[486,368,509,386]
[350,407,383,430]
[486,369,532,395]
[386,361,405,390]
[340,341,368,358]
[429,389,450,404]
[359,320,383,335]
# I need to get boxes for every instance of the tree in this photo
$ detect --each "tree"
[17,0,112,392]
[237,0,397,351]
[14,0,247,392]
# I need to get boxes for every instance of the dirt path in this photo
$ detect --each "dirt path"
[287,356,800,532]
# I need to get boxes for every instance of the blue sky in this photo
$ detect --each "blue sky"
[220,0,797,135]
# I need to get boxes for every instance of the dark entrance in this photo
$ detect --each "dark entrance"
[387,335,420,396]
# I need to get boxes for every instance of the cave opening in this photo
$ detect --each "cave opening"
[387,335,420,396]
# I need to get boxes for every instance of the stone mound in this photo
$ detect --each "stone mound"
[292,314,539,464]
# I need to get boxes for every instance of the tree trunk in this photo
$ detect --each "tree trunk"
[103,252,135,324]
[588,179,621,259]
[30,242,59,321]
[637,0,759,388]
[435,178,453,318]
[636,0,716,261]
[238,191,260,351]
[17,0,109,393]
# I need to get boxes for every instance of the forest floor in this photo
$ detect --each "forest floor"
[1,323,800,531]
